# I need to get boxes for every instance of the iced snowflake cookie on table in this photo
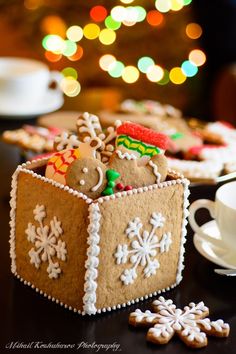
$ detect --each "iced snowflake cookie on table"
[129,296,230,349]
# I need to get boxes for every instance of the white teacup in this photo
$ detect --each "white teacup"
[189,181,236,250]
[0,57,61,108]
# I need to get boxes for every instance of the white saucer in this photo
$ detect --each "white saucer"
[0,88,64,118]
[193,220,236,269]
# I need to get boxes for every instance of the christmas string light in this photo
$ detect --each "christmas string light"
[41,0,205,96]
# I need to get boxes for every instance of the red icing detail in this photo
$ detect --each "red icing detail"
[187,145,205,156]
[116,183,124,190]
[124,185,133,191]
[117,122,169,150]
[187,144,227,158]
[218,121,234,129]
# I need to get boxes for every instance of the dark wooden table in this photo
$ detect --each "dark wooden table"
[0,118,235,354]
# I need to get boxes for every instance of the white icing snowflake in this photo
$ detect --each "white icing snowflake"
[77,112,102,139]
[54,132,80,151]
[76,112,121,163]
[129,296,230,348]
[25,205,67,279]
[114,213,172,285]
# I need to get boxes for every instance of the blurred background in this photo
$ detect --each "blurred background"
[0,0,236,120]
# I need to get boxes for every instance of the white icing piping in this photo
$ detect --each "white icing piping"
[14,272,179,315]
[116,150,137,160]
[9,166,22,274]
[175,178,190,284]
[91,167,103,192]
[82,203,101,315]
[148,160,161,184]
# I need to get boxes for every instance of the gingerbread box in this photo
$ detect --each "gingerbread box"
[9,158,189,315]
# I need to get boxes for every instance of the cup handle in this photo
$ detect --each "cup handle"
[189,199,224,248]
[49,71,63,92]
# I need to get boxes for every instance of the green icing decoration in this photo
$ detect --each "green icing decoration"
[117,135,161,157]
[102,186,114,196]
[106,169,120,181]
[102,169,120,196]
[170,132,184,140]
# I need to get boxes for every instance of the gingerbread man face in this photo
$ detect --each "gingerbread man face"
[65,157,107,199]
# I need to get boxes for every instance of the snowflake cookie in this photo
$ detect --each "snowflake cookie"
[129,296,230,348]
[114,212,172,285]
[26,205,67,279]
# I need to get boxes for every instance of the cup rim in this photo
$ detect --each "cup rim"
[216,181,236,210]
[0,57,48,80]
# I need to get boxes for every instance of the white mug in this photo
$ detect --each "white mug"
[189,181,236,250]
[0,57,61,107]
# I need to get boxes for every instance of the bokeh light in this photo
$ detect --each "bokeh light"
[41,15,66,37]
[124,6,139,23]
[120,0,134,3]
[108,61,125,78]
[66,26,83,42]
[186,23,202,39]
[170,0,184,11]
[68,46,83,61]
[122,66,140,83]
[83,23,100,40]
[169,67,186,84]
[146,65,164,82]
[189,49,206,66]
[155,0,171,13]
[135,6,147,22]
[62,67,78,80]
[62,40,77,56]
[157,70,170,85]
[138,57,155,73]
[44,51,62,62]
[99,29,116,45]
[99,54,116,71]
[90,6,107,22]
[42,35,65,53]
[111,6,126,22]
[24,0,43,11]
[105,16,121,30]
[181,60,198,77]
[60,77,81,97]
[183,0,192,4]
[146,10,164,26]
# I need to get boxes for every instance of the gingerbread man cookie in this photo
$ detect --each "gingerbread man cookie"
[129,296,230,349]
[65,157,107,199]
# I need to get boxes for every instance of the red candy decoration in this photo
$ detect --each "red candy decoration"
[124,185,133,191]
[116,183,124,190]
[117,122,169,150]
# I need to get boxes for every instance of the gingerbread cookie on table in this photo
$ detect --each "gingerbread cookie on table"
[129,296,230,349]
